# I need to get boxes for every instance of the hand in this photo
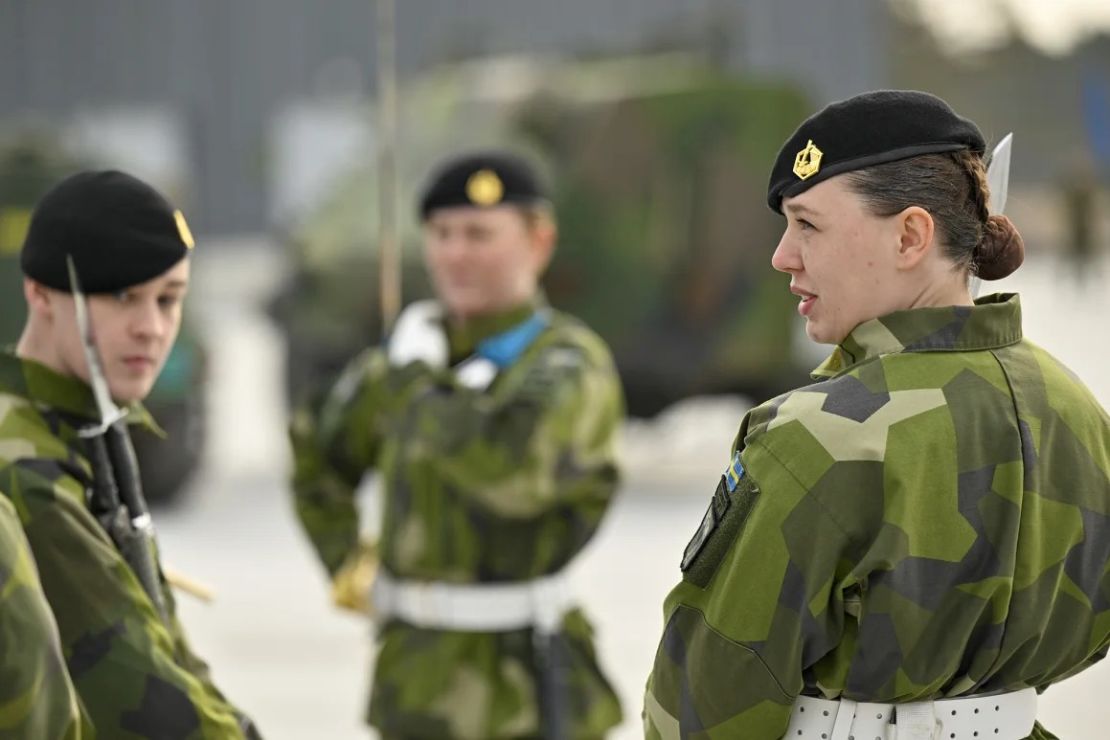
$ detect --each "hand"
[331,539,378,616]
[387,301,447,369]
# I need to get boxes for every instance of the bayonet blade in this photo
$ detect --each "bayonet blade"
[987,133,1013,215]
[66,256,127,435]
[972,133,1014,297]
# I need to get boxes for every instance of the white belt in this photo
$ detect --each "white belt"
[785,687,1037,740]
[372,571,572,634]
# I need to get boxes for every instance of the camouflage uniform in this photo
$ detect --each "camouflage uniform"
[645,294,1110,740]
[0,494,88,739]
[0,349,256,739]
[291,300,624,739]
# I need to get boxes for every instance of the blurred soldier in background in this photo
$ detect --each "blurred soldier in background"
[0,170,261,738]
[0,495,88,738]
[644,91,1110,739]
[290,151,624,739]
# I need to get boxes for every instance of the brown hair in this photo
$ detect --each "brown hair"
[844,150,1024,280]
[518,202,557,232]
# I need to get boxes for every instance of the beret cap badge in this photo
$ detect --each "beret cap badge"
[793,139,823,181]
[465,169,504,207]
[174,210,195,250]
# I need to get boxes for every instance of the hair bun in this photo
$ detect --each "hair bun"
[974,214,1024,280]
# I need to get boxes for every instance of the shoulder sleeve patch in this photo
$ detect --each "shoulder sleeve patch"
[681,466,761,589]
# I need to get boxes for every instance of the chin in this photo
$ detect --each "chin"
[110,381,155,405]
[805,323,843,346]
[804,322,826,343]
[444,300,488,320]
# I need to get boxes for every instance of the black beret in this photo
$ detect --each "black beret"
[21,170,194,294]
[767,90,986,212]
[418,151,547,220]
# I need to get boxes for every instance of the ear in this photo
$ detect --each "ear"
[23,278,55,320]
[529,214,557,274]
[895,206,935,271]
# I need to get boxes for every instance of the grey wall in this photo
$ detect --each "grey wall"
[0,0,889,234]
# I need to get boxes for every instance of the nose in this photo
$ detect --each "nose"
[771,231,801,274]
[433,232,473,267]
[130,299,167,341]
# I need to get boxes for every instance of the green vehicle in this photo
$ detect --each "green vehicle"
[0,132,206,504]
[270,57,815,416]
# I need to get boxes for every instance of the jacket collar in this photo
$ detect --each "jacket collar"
[0,349,163,434]
[811,293,1023,379]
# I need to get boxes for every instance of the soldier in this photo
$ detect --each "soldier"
[0,170,260,738]
[0,495,88,738]
[290,151,625,739]
[644,90,1110,740]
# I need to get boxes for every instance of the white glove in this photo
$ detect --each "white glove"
[387,300,448,369]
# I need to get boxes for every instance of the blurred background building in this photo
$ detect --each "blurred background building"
[1,0,889,233]
[2,1,1108,228]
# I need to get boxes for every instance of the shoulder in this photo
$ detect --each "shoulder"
[0,390,74,467]
[1011,339,1110,468]
[534,309,617,372]
[500,311,623,414]
[1022,340,1106,413]
[0,390,88,516]
[740,359,952,471]
[0,391,41,463]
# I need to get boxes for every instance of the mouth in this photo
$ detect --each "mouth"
[121,356,155,372]
[790,285,817,317]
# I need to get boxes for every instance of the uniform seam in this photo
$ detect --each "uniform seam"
[978,345,1024,683]
[675,603,796,703]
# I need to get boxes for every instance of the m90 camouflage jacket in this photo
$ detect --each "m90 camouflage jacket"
[0,494,88,739]
[0,349,256,739]
[291,301,625,739]
[645,294,1110,740]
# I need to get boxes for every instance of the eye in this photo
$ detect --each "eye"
[795,218,816,232]
[158,294,182,310]
[112,290,134,304]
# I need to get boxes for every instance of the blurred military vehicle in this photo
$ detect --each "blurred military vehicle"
[269,55,815,416]
[0,130,206,503]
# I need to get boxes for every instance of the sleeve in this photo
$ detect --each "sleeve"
[403,335,624,520]
[289,348,394,575]
[0,496,88,740]
[644,429,861,739]
[10,465,251,740]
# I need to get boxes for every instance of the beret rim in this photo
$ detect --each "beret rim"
[419,192,547,219]
[771,141,978,212]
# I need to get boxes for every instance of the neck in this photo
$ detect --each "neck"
[446,298,535,329]
[903,269,974,312]
[15,325,61,373]
[444,299,538,363]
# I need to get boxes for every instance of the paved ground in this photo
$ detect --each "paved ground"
[153,243,1110,738]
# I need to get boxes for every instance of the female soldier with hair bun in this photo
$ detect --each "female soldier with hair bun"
[644,90,1109,740]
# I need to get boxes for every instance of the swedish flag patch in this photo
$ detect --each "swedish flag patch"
[724,451,745,492]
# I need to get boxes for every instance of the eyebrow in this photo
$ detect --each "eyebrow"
[783,202,819,217]
[162,280,189,290]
